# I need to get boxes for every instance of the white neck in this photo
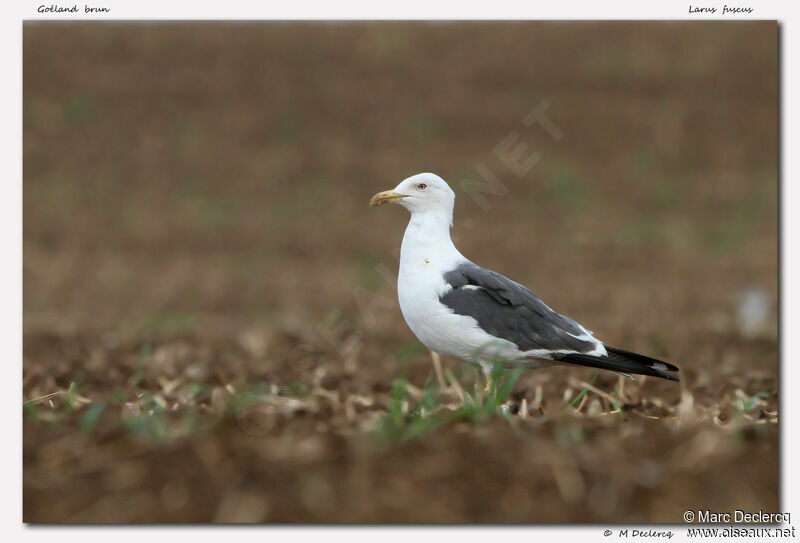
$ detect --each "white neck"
[400,210,464,272]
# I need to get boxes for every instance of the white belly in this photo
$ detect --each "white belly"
[395,214,524,364]
[397,257,522,363]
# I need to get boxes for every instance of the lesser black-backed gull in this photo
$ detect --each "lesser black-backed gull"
[370,173,679,389]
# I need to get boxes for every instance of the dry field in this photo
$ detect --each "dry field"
[23,22,778,523]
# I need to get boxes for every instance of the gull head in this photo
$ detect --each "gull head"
[370,173,456,219]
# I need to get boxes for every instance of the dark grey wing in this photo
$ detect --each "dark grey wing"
[440,261,598,354]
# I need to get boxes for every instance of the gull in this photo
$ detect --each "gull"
[370,172,679,392]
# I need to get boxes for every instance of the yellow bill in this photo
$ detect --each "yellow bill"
[369,190,406,207]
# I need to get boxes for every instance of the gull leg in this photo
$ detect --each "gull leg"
[483,365,494,401]
[430,351,447,390]
[475,362,493,404]
[474,370,482,403]
[484,371,494,398]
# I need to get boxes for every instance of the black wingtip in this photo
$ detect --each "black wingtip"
[605,346,680,380]
[557,346,679,382]
[658,371,680,382]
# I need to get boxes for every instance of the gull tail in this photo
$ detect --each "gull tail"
[553,346,679,382]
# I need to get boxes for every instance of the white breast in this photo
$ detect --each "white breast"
[396,218,522,363]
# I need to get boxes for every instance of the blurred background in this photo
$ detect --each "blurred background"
[24,22,778,523]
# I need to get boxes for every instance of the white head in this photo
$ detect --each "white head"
[370,173,456,224]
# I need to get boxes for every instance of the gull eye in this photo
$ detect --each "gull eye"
[417,183,427,190]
